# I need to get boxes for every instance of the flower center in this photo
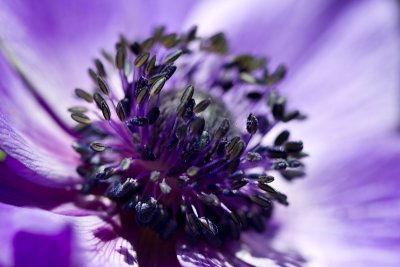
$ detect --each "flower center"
[69,26,306,245]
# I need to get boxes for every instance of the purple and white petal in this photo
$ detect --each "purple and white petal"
[0,53,81,187]
[273,136,400,267]
[0,203,82,267]
[0,0,199,123]
[0,157,80,208]
[184,0,354,70]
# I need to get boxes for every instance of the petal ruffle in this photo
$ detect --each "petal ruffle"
[0,203,82,267]
[0,0,199,123]
[0,52,81,187]
[281,0,399,142]
[0,157,79,208]
[184,0,353,69]
[273,135,400,267]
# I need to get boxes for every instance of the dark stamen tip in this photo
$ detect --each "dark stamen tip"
[97,76,110,95]
[71,112,91,124]
[150,77,167,96]
[181,85,194,103]
[90,142,106,152]
[135,52,150,68]
[274,130,290,146]
[194,98,211,114]
[163,49,183,65]
[95,59,106,77]
[100,101,111,120]
[116,47,126,70]
[246,113,258,135]
[75,88,93,103]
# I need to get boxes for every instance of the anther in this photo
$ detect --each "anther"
[246,92,263,101]
[145,55,156,75]
[159,180,172,194]
[226,136,241,154]
[116,98,130,121]
[282,110,300,122]
[181,85,194,103]
[258,175,275,184]
[130,42,141,55]
[199,217,219,237]
[163,49,183,64]
[202,32,228,54]
[215,119,230,140]
[90,142,106,152]
[274,130,290,146]
[100,101,111,120]
[194,98,211,114]
[115,47,126,70]
[95,59,106,77]
[71,112,91,124]
[127,116,149,127]
[251,194,272,209]
[136,197,157,225]
[285,141,303,153]
[240,73,257,84]
[272,97,286,120]
[68,106,88,113]
[150,77,167,96]
[93,92,106,108]
[246,152,262,162]
[231,178,248,190]
[229,140,245,160]
[160,33,178,48]
[120,158,132,171]
[135,52,150,68]
[150,171,161,182]
[198,193,220,206]
[95,167,115,180]
[75,88,93,103]
[97,76,110,95]
[136,87,149,105]
[246,113,258,134]
[141,38,155,51]
[88,68,97,83]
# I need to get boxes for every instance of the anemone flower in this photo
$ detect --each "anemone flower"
[0,1,399,267]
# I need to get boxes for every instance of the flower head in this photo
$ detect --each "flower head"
[0,1,399,267]
[68,26,306,247]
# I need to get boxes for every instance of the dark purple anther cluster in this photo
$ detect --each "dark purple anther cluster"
[69,26,306,245]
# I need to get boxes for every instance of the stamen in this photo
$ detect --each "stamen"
[69,26,306,244]
[71,112,91,124]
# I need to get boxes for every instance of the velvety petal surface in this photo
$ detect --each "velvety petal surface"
[0,202,82,267]
[268,1,399,265]
[0,157,79,209]
[0,52,81,187]
[271,135,400,267]
[184,0,355,70]
[186,0,400,266]
[0,0,198,123]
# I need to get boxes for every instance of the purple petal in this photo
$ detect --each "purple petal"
[176,238,306,267]
[177,242,252,267]
[68,214,140,267]
[272,135,400,267]
[184,0,353,69]
[0,203,82,267]
[0,156,79,208]
[0,0,199,122]
[0,53,81,187]
[281,0,399,139]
